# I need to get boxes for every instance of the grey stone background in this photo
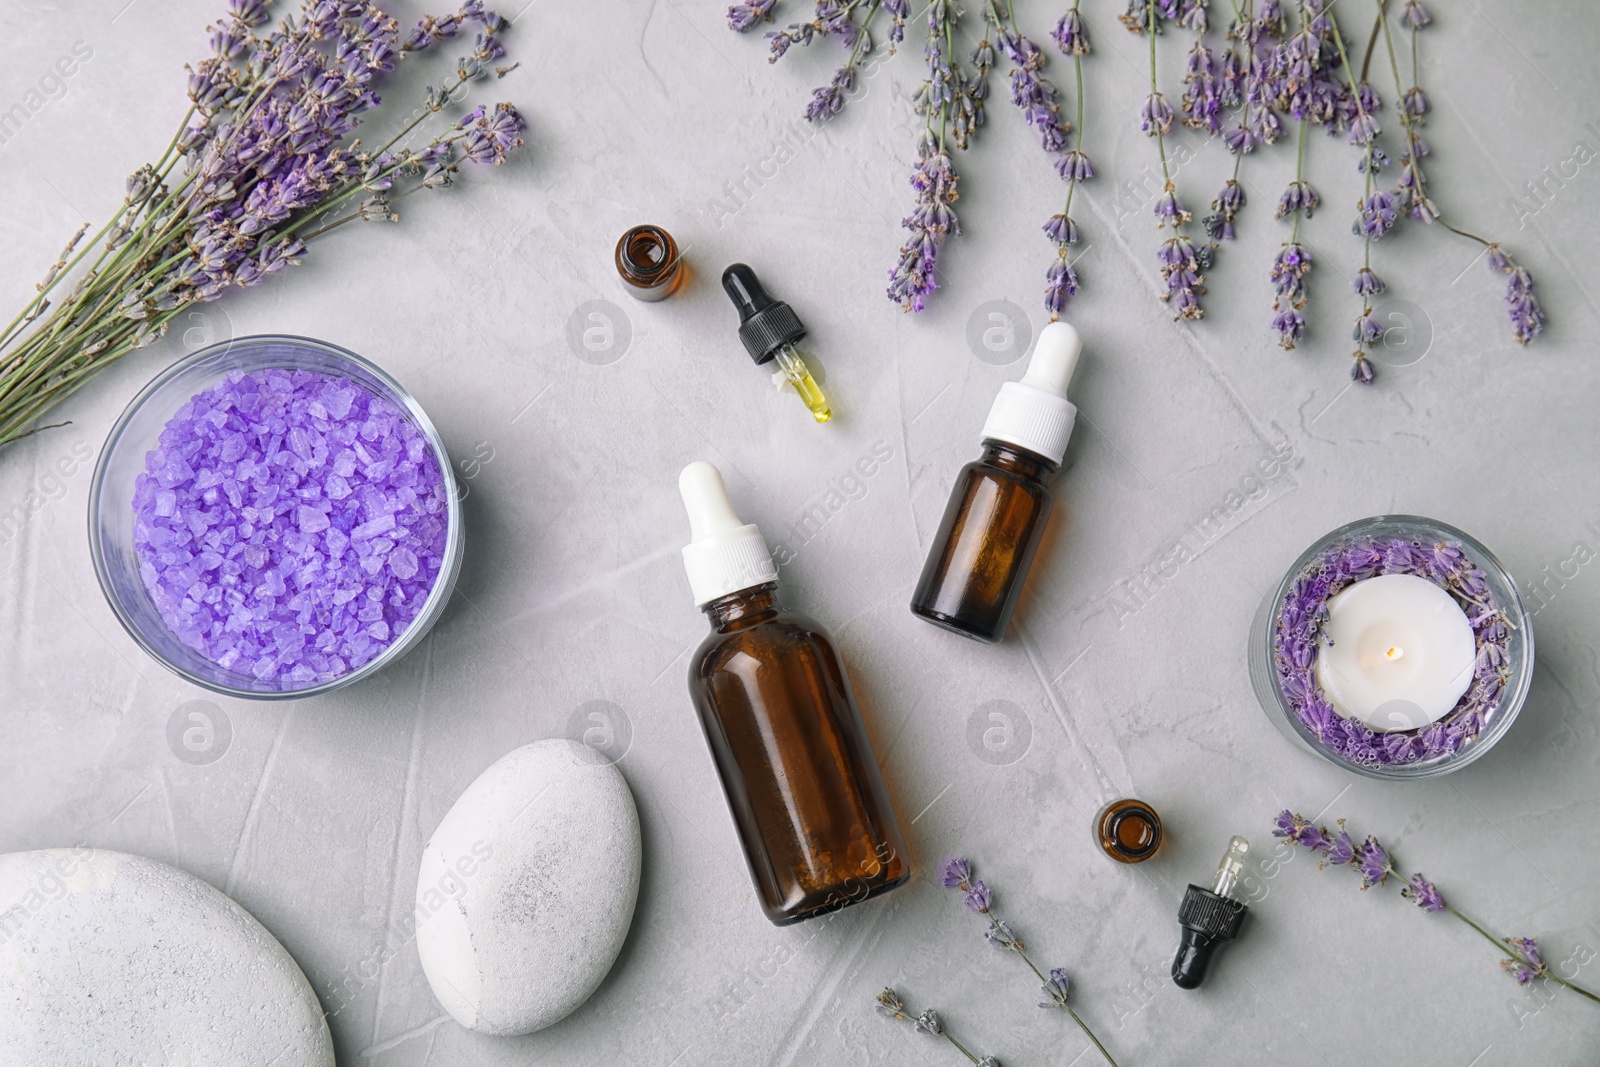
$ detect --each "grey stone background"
[2,0,1598,1064]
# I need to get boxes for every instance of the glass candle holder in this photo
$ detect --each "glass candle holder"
[88,335,464,700]
[1249,515,1533,779]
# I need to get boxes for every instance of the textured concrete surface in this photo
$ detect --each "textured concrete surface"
[2,1,1599,1064]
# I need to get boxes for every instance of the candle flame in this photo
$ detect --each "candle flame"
[1386,646,1404,661]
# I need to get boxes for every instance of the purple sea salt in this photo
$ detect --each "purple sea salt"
[132,368,449,686]
[1271,535,1512,767]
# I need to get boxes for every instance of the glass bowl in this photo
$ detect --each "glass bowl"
[1248,515,1533,779]
[88,334,463,699]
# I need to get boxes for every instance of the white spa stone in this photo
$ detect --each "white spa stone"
[0,848,333,1066]
[415,738,642,1036]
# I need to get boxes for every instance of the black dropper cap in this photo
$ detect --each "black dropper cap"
[722,263,806,366]
[1171,835,1250,989]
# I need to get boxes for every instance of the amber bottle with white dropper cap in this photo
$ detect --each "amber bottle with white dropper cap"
[679,461,909,925]
[911,320,1082,642]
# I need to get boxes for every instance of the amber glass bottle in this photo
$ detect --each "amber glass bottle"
[680,462,909,924]
[912,442,1057,642]
[1095,798,1163,863]
[911,322,1083,643]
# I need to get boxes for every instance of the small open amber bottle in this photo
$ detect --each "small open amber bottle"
[679,461,909,924]
[1095,798,1163,863]
[911,322,1082,642]
[614,223,683,301]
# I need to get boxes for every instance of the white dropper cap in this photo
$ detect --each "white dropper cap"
[979,320,1081,465]
[678,461,778,607]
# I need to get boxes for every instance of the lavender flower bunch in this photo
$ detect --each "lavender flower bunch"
[940,858,1119,1066]
[874,989,1001,1066]
[1274,811,1600,1006]
[0,0,526,449]
[1272,535,1512,766]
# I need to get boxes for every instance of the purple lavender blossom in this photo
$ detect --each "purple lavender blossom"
[1203,179,1245,241]
[1275,180,1319,219]
[1154,187,1190,227]
[1483,246,1546,344]
[1500,938,1547,986]
[727,0,777,32]
[1400,0,1431,30]
[1270,242,1311,298]
[1504,265,1545,344]
[1348,111,1380,146]
[964,880,992,914]
[1271,306,1305,348]
[999,30,1071,155]
[887,139,959,312]
[805,66,855,121]
[1158,235,1206,319]
[1044,257,1078,316]
[1141,91,1175,135]
[1353,266,1384,296]
[1351,353,1376,384]
[1038,968,1070,1008]
[1507,938,1545,971]
[1356,190,1397,238]
[461,102,525,164]
[1043,214,1078,245]
[939,857,972,888]
[1403,874,1446,912]
[1181,41,1224,134]
[1056,149,1093,182]
[884,0,908,51]
[983,918,1020,948]
[1053,9,1090,56]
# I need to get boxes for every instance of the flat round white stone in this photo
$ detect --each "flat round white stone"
[0,849,333,1066]
[415,739,642,1036]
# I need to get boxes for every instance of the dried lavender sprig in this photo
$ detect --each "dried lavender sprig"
[940,858,1119,1066]
[874,988,1001,1065]
[1131,0,1206,319]
[1269,118,1312,349]
[1041,0,1091,318]
[804,1,882,122]
[1273,812,1600,1006]
[986,2,1071,157]
[1323,4,1387,382]
[887,0,967,311]
[1376,0,1544,345]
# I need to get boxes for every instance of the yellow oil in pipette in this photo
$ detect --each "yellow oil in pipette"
[772,343,831,422]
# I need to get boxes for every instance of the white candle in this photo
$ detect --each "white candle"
[1314,573,1476,732]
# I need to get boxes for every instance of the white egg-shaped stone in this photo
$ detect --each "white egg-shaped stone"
[0,848,333,1065]
[415,739,641,1036]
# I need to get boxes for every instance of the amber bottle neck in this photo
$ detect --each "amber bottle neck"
[979,439,1058,478]
[702,582,782,632]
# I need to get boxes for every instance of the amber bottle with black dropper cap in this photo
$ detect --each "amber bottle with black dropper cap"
[679,461,909,924]
[911,321,1082,642]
